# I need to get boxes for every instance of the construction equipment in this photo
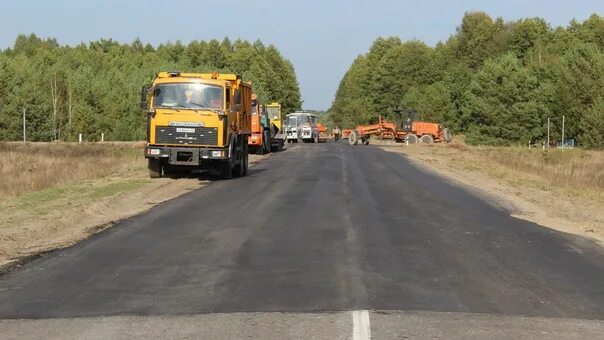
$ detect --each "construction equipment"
[348,109,452,145]
[316,123,330,142]
[248,95,271,154]
[248,100,286,154]
[141,71,252,179]
[266,102,286,151]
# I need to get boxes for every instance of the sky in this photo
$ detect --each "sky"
[1,1,603,110]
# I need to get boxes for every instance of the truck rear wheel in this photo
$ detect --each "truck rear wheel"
[349,130,360,145]
[443,128,453,143]
[263,130,271,153]
[242,143,249,176]
[420,134,434,144]
[406,134,419,144]
[148,159,162,178]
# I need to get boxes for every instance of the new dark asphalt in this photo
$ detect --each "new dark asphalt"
[0,143,603,319]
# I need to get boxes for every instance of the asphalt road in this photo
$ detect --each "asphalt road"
[1,143,603,338]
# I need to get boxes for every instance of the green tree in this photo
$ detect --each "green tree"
[461,53,551,145]
[550,42,604,140]
[455,12,510,68]
[579,97,604,148]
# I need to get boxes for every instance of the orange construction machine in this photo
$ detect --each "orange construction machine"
[248,97,286,154]
[316,123,330,143]
[248,94,271,154]
[347,109,452,145]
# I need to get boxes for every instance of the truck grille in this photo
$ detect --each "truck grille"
[155,126,218,145]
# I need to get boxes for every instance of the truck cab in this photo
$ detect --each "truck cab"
[248,97,272,154]
[142,71,252,179]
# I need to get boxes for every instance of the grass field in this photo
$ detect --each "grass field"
[442,144,604,201]
[0,142,146,202]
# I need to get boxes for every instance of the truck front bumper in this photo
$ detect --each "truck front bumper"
[145,146,228,166]
[286,130,298,140]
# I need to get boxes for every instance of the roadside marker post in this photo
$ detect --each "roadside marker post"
[79,134,82,143]
[22,108,26,143]
[561,115,565,149]
[547,117,550,149]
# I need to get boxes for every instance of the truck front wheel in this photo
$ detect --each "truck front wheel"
[148,158,162,178]
[220,160,233,179]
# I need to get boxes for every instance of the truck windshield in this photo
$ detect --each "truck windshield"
[286,116,297,126]
[153,83,223,110]
[267,107,280,120]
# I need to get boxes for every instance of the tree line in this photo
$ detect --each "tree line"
[330,13,604,148]
[0,35,302,142]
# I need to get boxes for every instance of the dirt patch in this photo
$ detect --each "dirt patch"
[0,153,268,271]
[380,144,604,245]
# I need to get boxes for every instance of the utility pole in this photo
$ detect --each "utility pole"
[547,117,550,149]
[22,107,26,142]
[561,115,565,148]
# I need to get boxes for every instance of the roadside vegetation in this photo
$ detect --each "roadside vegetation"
[440,144,604,200]
[0,142,145,201]
[331,13,604,149]
[0,36,302,142]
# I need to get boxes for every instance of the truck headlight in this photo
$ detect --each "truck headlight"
[212,150,223,157]
[147,148,160,155]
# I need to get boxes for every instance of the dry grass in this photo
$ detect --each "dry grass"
[0,142,146,202]
[472,147,604,195]
[393,143,604,201]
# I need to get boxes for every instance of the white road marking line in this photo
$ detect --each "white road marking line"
[352,310,371,340]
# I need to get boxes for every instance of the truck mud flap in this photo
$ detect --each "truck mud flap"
[169,148,200,166]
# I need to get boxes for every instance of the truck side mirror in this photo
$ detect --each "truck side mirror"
[231,89,240,112]
[140,86,149,111]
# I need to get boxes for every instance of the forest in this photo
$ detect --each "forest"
[0,36,302,142]
[330,13,604,148]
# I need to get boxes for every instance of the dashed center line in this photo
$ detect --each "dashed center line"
[352,310,371,340]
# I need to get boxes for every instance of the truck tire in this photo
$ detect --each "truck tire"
[221,138,236,179]
[264,131,271,153]
[443,128,453,143]
[349,130,360,145]
[406,134,419,144]
[242,142,249,176]
[420,134,434,144]
[220,160,233,179]
[148,159,162,178]
[234,139,248,177]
